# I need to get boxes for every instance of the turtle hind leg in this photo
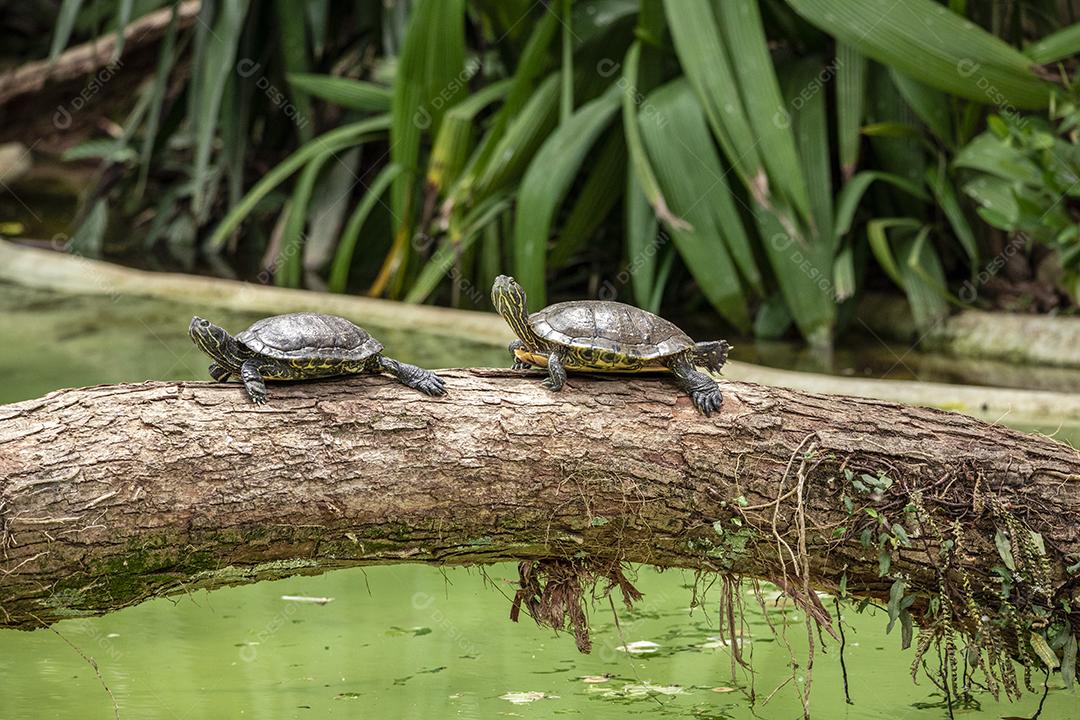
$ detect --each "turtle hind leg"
[378,356,447,396]
[239,359,268,404]
[670,354,722,416]
[208,362,232,381]
[693,340,731,374]
[543,351,567,391]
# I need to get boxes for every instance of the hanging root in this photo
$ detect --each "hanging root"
[510,558,642,653]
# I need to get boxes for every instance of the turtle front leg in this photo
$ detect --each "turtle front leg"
[379,356,447,396]
[508,340,531,369]
[670,354,722,416]
[543,351,568,391]
[239,359,268,404]
[208,362,232,381]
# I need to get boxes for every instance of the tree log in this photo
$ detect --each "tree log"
[1,370,1078,679]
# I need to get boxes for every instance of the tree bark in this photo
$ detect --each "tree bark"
[1,371,1078,668]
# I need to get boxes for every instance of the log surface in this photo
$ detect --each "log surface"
[0,370,1077,633]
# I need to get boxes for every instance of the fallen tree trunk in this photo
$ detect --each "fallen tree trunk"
[1,371,1078,683]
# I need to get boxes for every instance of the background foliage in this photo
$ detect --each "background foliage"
[18,0,1080,346]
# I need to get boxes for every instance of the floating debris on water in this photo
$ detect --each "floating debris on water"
[281,595,334,605]
[500,691,555,703]
[580,675,611,684]
[615,640,660,654]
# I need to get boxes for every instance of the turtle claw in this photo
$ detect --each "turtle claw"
[249,390,268,405]
[690,387,723,417]
[415,372,447,396]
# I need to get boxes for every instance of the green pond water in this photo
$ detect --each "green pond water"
[1,283,1077,719]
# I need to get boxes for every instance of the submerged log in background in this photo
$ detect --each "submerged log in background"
[0,370,1078,681]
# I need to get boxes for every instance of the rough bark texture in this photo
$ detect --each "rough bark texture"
[1,370,1078,655]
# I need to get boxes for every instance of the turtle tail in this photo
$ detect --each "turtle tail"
[693,340,730,374]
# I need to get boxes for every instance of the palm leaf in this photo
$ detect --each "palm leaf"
[620,41,690,230]
[405,193,512,303]
[378,0,467,296]
[625,174,660,309]
[787,0,1054,109]
[638,79,753,331]
[327,163,402,293]
[49,0,84,62]
[834,171,929,240]
[190,0,250,218]
[287,74,392,112]
[427,80,512,196]
[663,0,764,194]
[205,114,391,251]
[549,128,626,268]
[889,69,953,146]
[513,84,622,304]
[275,151,335,287]
[836,41,868,181]
[716,0,813,226]
[1026,23,1080,64]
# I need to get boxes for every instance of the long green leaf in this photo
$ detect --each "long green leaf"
[327,163,402,293]
[625,174,660,309]
[836,41,867,181]
[286,74,392,112]
[663,0,764,192]
[112,0,134,61]
[190,0,249,217]
[1026,23,1080,64]
[925,160,978,266]
[474,73,561,199]
[866,63,928,218]
[387,0,467,265]
[405,193,512,303]
[639,79,754,331]
[716,0,813,226]
[783,55,834,241]
[303,147,361,280]
[49,0,84,62]
[276,151,335,287]
[205,114,391,250]
[443,13,558,210]
[787,0,1054,109]
[902,226,950,330]
[621,41,690,230]
[513,84,622,304]
[752,204,833,346]
[427,79,512,196]
[550,128,626,267]
[275,0,314,142]
[834,171,929,240]
[136,2,182,199]
[889,69,953,146]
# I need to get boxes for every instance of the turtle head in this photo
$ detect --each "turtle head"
[491,275,535,343]
[189,317,243,369]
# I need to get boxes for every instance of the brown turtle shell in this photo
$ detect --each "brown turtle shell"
[529,301,694,360]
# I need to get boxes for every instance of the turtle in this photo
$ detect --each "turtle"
[490,275,730,416]
[188,312,446,404]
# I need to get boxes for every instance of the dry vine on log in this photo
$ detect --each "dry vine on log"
[0,369,1078,703]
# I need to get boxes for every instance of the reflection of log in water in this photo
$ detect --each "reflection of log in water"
[1,369,1078,692]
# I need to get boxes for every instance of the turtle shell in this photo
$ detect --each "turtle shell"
[236,312,382,361]
[529,301,693,360]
